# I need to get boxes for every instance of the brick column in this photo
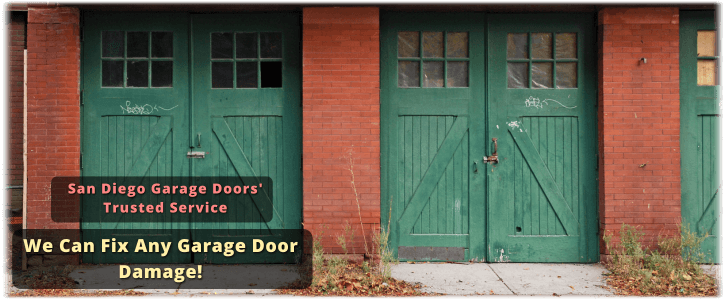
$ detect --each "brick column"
[8,12,26,211]
[302,7,381,254]
[26,6,81,230]
[598,7,681,253]
[5,11,27,208]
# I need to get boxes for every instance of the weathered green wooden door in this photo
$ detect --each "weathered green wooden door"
[82,13,301,264]
[680,10,719,263]
[190,14,302,263]
[487,14,598,262]
[383,13,598,262]
[381,13,487,261]
[82,13,192,263]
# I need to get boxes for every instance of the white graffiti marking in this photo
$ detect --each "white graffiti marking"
[120,101,178,115]
[524,96,577,109]
[507,121,520,129]
[524,96,544,109]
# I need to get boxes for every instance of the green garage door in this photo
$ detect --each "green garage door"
[381,12,598,262]
[81,13,301,263]
[680,10,719,263]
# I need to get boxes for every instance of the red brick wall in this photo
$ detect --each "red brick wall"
[3,11,27,271]
[26,6,81,229]
[302,7,381,254]
[8,12,26,211]
[598,7,681,252]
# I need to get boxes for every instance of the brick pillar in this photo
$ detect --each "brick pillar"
[598,7,681,253]
[5,11,27,208]
[26,6,81,230]
[302,7,381,254]
[3,7,27,271]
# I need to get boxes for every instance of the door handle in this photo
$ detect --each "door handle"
[473,161,478,173]
[484,138,499,164]
[197,133,202,148]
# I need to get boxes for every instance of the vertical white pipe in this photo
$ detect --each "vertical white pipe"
[22,49,27,271]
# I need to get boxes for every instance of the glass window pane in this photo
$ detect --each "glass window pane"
[151,32,173,58]
[532,62,553,88]
[102,31,124,58]
[423,61,444,87]
[211,32,233,59]
[556,33,577,59]
[447,61,468,87]
[127,32,149,58]
[447,32,468,58]
[423,31,444,58]
[260,32,282,58]
[507,33,528,59]
[508,62,528,88]
[236,33,258,59]
[398,61,420,88]
[237,62,258,88]
[102,60,124,87]
[212,61,233,88]
[556,62,577,88]
[398,31,419,58]
[151,61,173,87]
[698,30,716,57]
[532,33,552,59]
[127,60,149,87]
[261,61,282,88]
[698,60,717,86]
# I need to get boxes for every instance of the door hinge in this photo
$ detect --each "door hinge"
[80,152,83,170]
[80,89,84,106]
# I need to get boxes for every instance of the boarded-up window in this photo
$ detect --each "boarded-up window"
[697,30,717,86]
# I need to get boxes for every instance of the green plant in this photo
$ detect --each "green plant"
[603,223,716,296]
[312,230,325,273]
[361,261,370,274]
[337,222,355,255]
[371,197,396,279]
[679,223,709,263]
[327,255,347,277]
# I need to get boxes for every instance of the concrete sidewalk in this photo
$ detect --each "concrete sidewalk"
[7,263,720,296]
[391,262,614,295]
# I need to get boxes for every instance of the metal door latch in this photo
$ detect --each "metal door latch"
[187,151,205,159]
[483,138,499,164]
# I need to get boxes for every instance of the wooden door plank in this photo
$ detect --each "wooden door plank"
[212,117,283,229]
[398,117,467,234]
[123,116,171,179]
[508,127,578,235]
[697,190,718,234]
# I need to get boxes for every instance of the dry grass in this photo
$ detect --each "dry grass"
[9,265,147,297]
[603,224,718,296]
